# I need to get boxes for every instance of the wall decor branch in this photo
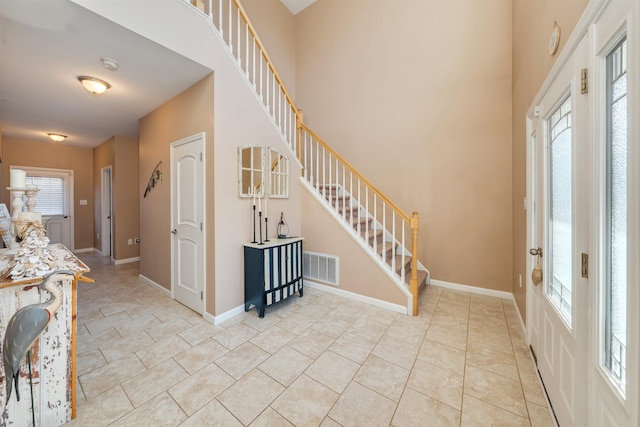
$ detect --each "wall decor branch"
[143,161,163,198]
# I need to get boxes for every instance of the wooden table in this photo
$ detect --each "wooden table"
[0,244,90,425]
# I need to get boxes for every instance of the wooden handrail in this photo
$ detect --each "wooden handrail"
[300,123,411,223]
[230,0,302,124]
[202,0,422,314]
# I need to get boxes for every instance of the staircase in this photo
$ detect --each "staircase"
[321,184,428,292]
[184,0,429,314]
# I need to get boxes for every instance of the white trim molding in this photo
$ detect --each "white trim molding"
[115,256,140,265]
[211,305,245,325]
[72,248,95,254]
[305,280,408,315]
[138,274,170,296]
[430,278,514,300]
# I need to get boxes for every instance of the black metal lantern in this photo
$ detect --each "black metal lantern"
[277,212,289,238]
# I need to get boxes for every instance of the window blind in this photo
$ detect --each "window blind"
[25,176,65,216]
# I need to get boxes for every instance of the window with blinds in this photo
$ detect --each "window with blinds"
[25,176,65,216]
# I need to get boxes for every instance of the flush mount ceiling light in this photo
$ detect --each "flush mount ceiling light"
[47,133,67,142]
[77,76,111,95]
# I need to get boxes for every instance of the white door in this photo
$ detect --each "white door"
[527,1,639,426]
[101,166,112,257]
[589,2,638,425]
[529,36,590,427]
[20,167,73,249]
[171,133,205,314]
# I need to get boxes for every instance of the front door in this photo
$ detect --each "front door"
[171,133,205,314]
[529,35,590,427]
[527,1,639,425]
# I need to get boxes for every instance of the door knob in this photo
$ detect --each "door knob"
[530,247,543,286]
[171,229,177,235]
[529,247,542,257]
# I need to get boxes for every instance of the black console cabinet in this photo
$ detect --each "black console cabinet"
[243,237,304,317]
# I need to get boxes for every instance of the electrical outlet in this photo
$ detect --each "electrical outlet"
[127,239,132,245]
[135,238,140,244]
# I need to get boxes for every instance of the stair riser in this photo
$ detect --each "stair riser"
[339,209,360,218]
[376,245,396,262]
[327,197,351,207]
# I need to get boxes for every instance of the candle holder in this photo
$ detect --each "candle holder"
[25,187,40,213]
[251,205,257,243]
[258,211,264,245]
[7,187,26,248]
[264,216,270,242]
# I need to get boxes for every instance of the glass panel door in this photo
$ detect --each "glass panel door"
[604,37,627,395]
[547,96,573,325]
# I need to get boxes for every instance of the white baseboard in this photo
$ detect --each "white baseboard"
[206,280,410,325]
[212,304,246,325]
[512,293,528,340]
[430,279,513,300]
[115,256,140,265]
[73,248,95,254]
[138,274,170,296]
[305,280,408,315]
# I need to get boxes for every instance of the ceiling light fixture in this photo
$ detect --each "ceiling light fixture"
[47,133,67,142]
[77,76,111,95]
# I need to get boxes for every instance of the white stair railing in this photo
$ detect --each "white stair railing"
[183,0,422,314]
[185,0,300,159]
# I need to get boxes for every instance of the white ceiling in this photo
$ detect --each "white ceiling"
[279,0,317,15]
[0,0,212,148]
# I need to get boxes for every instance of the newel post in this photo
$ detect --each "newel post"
[410,212,419,316]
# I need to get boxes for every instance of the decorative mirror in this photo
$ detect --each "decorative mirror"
[267,148,289,198]
[238,145,265,197]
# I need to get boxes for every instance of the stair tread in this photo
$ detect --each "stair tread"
[375,242,396,258]
[354,217,374,226]
[392,255,412,273]
[359,226,382,235]
[340,206,359,216]
[404,269,428,288]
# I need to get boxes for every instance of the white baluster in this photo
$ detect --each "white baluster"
[228,0,232,53]
[391,210,396,273]
[401,221,406,283]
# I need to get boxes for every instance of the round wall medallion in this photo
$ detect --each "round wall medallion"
[549,21,561,56]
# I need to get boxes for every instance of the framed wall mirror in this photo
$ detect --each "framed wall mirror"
[238,145,265,197]
[267,148,289,198]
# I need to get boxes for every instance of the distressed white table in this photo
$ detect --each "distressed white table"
[0,244,90,426]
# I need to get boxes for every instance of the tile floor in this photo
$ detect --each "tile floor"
[66,252,555,426]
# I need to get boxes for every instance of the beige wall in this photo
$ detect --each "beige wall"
[93,137,115,254]
[512,0,589,316]
[114,136,140,260]
[2,137,94,249]
[93,136,140,260]
[295,0,514,292]
[139,73,215,310]
[242,0,296,96]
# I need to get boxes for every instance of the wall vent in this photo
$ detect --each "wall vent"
[303,251,339,286]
